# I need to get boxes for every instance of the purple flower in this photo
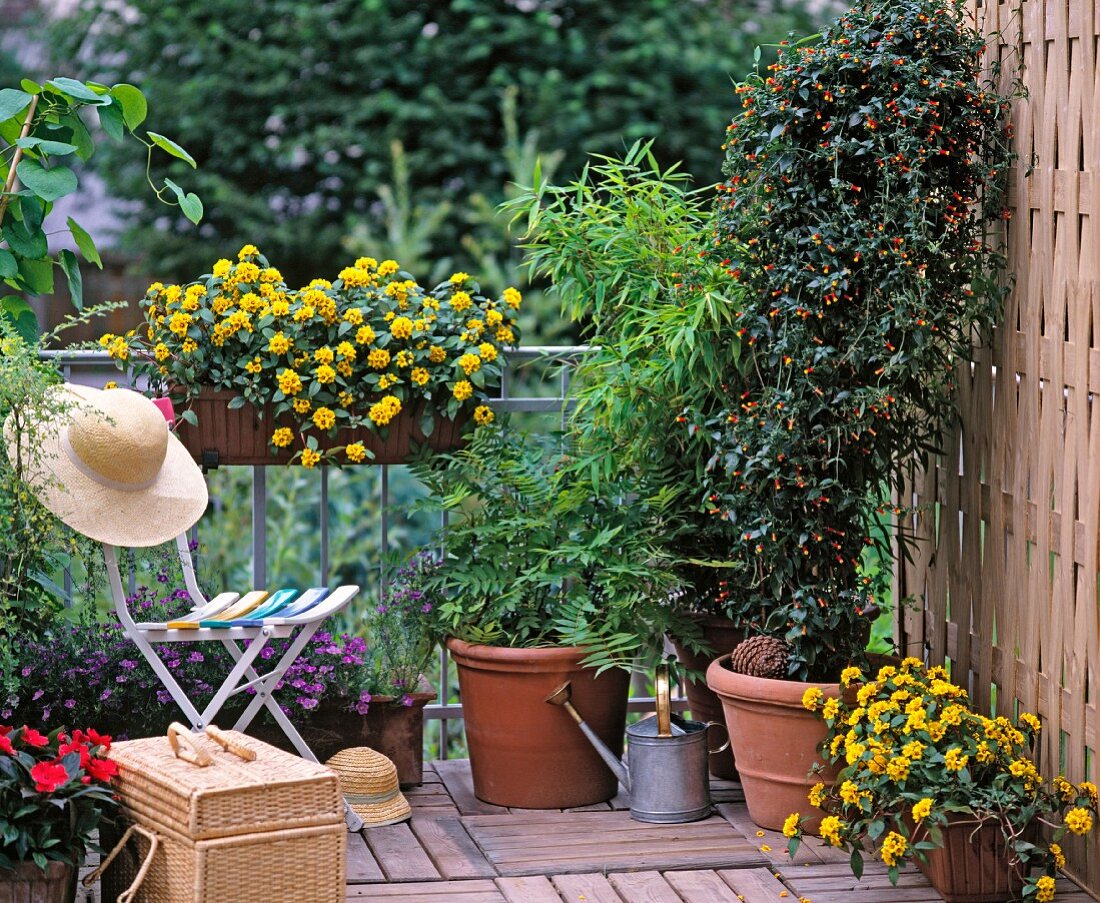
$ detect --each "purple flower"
[296,697,319,710]
[157,690,171,704]
[120,659,138,670]
[400,695,414,707]
[64,699,76,709]
[188,652,204,663]
[32,689,44,701]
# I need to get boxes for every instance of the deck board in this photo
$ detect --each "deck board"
[81,759,1100,903]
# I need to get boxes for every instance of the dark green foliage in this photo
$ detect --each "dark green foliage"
[55,0,832,283]
[409,423,688,673]
[700,0,1016,678]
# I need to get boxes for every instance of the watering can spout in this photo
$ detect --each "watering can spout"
[545,681,630,790]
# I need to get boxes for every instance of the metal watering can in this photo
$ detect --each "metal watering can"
[545,665,728,823]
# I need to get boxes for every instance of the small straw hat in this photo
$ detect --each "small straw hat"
[4,384,208,547]
[326,748,411,827]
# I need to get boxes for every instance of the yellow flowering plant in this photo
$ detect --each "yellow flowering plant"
[786,659,1097,900]
[101,246,519,464]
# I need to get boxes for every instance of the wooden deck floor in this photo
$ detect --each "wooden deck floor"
[344,761,1097,903]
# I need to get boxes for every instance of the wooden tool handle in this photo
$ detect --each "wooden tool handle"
[205,724,257,762]
[167,722,213,767]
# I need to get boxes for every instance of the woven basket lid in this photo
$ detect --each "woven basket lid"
[326,747,411,827]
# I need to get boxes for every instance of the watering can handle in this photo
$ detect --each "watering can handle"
[704,721,731,755]
[655,664,672,738]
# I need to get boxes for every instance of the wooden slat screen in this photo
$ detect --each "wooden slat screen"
[897,0,1100,889]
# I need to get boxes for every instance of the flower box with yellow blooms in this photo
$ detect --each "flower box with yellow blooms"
[785,658,1098,902]
[101,245,520,466]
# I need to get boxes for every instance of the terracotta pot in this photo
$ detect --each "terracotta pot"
[669,613,747,780]
[447,638,631,808]
[706,654,841,832]
[0,860,77,903]
[173,386,468,466]
[232,679,435,786]
[912,816,1028,903]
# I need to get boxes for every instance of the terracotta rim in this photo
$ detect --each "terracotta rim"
[705,654,841,706]
[446,637,593,672]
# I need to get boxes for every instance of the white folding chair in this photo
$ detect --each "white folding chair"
[104,534,365,830]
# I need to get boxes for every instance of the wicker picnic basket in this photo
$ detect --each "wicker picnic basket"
[90,724,345,903]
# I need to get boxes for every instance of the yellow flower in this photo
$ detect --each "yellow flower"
[271,427,294,448]
[301,448,321,468]
[1019,712,1041,734]
[911,798,933,822]
[344,307,364,326]
[346,442,367,463]
[458,352,482,376]
[337,341,357,361]
[1065,807,1093,836]
[975,742,994,764]
[154,343,169,362]
[316,364,336,385]
[278,369,303,396]
[355,256,377,270]
[411,367,430,386]
[802,687,824,711]
[880,831,906,867]
[368,348,391,370]
[377,259,399,277]
[146,282,164,297]
[340,266,373,288]
[378,373,398,390]
[1080,781,1099,806]
[315,346,335,364]
[941,704,963,726]
[395,349,414,368]
[927,721,947,742]
[818,815,843,847]
[839,780,861,806]
[821,697,840,721]
[428,346,447,364]
[391,316,414,340]
[312,407,336,430]
[368,395,402,427]
[450,290,472,313]
[245,357,263,374]
[238,244,259,260]
[496,326,515,344]
[1055,777,1076,803]
[453,380,473,401]
[782,813,800,838]
[477,342,498,363]
[261,266,282,283]
[182,338,197,354]
[103,381,118,389]
[845,742,866,765]
[502,286,522,309]
[237,261,260,282]
[473,405,494,426]
[840,666,862,687]
[168,312,192,337]
[1050,843,1066,869]
[269,332,291,355]
[293,398,312,414]
[356,325,377,346]
[901,740,924,760]
[271,298,290,317]
[450,271,470,284]
[885,756,910,782]
[943,748,968,772]
[1034,874,1056,902]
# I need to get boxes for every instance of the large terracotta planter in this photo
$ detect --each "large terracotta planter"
[669,613,747,780]
[174,387,468,466]
[447,638,631,809]
[912,816,1028,903]
[0,861,77,903]
[706,654,841,832]
[237,680,435,786]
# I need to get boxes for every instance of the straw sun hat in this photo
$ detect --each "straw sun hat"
[4,384,208,547]
[325,748,411,827]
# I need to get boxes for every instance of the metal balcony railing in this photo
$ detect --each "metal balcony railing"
[43,347,682,753]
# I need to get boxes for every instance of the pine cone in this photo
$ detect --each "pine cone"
[728,635,790,679]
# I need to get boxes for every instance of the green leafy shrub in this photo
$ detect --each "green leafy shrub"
[697,0,1016,679]
[410,424,686,672]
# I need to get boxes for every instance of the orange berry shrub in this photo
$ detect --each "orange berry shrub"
[694,0,1018,678]
[103,247,520,465]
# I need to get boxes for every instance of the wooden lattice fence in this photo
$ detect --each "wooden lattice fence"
[897,0,1100,891]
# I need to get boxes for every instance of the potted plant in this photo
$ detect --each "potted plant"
[0,724,118,903]
[785,658,1098,903]
[509,143,751,778]
[697,0,1017,829]
[410,423,686,809]
[104,247,518,466]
